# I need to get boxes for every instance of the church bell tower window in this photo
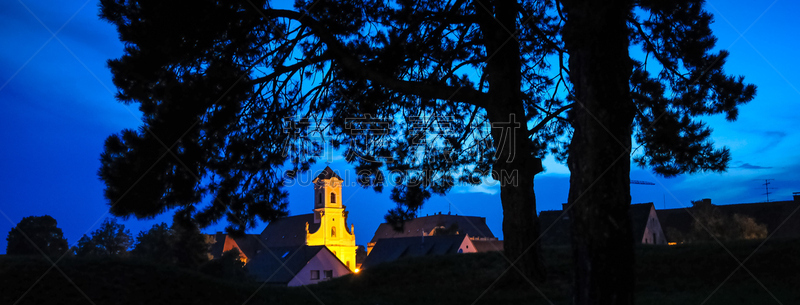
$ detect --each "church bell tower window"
[330,192,336,203]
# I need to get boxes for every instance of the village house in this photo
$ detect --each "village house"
[362,234,477,269]
[367,213,502,255]
[539,202,667,246]
[206,166,356,285]
[248,245,350,286]
[359,212,503,269]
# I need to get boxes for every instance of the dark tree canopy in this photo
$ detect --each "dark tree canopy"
[74,218,133,257]
[131,222,174,263]
[132,221,213,267]
[98,0,754,301]
[97,0,565,233]
[6,215,69,256]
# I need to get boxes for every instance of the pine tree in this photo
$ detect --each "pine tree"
[98,0,754,300]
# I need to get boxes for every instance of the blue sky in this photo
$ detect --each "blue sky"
[1,0,798,254]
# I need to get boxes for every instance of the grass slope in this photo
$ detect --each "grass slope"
[1,239,798,304]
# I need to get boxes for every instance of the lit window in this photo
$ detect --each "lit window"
[330,192,336,203]
[311,270,320,280]
[324,270,333,279]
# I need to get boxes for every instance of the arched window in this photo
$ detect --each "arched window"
[331,226,336,237]
[330,192,336,203]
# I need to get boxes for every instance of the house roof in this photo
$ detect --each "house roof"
[538,210,571,246]
[315,166,342,181]
[630,203,655,243]
[539,203,657,245]
[471,239,504,252]
[259,214,320,247]
[657,199,800,241]
[247,245,340,283]
[369,214,494,244]
[362,234,469,269]
[207,233,263,259]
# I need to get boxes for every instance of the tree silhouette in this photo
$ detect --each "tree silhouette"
[561,1,754,302]
[132,221,213,268]
[98,0,754,301]
[199,248,248,281]
[132,222,175,264]
[74,218,133,257]
[6,215,69,257]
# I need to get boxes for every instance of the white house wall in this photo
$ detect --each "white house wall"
[288,249,351,287]
[641,206,667,245]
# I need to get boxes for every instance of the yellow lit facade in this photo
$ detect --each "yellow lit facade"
[305,170,357,270]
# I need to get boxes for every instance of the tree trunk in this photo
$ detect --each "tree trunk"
[562,0,635,304]
[479,0,545,283]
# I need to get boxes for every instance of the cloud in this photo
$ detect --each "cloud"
[734,163,773,170]
[452,183,500,195]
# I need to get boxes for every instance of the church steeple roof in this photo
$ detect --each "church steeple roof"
[316,166,342,181]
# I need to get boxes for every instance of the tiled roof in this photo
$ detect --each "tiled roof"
[538,210,571,246]
[362,234,469,269]
[471,239,504,252]
[315,166,342,181]
[369,214,494,244]
[259,214,320,247]
[207,233,263,260]
[247,245,329,283]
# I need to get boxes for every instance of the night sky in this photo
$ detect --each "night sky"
[1,0,798,254]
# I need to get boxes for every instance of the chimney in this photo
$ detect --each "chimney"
[794,192,800,202]
[702,198,712,206]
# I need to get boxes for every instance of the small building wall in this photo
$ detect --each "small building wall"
[458,235,477,253]
[641,206,667,245]
[288,249,351,287]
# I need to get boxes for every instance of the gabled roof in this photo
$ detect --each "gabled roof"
[362,234,469,269]
[207,233,263,260]
[471,239,504,252]
[539,203,657,245]
[260,214,319,247]
[629,203,656,243]
[538,210,571,246]
[314,166,342,181]
[369,214,494,244]
[247,245,339,283]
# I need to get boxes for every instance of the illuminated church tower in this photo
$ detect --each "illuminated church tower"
[305,167,357,270]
